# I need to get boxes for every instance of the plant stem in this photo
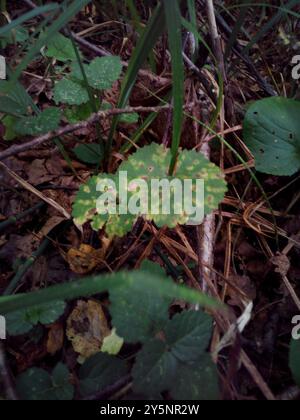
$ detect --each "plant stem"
[0,202,44,234]
[4,237,50,295]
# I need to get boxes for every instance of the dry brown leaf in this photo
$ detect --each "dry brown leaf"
[66,300,110,361]
[46,322,64,355]
[66,241,111,274]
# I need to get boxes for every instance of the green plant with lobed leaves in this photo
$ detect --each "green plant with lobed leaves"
[7,262,220,401]
[0,31,136,163]
[73,143,227,237]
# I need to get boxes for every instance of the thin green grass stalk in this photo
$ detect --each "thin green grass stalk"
[243,0,299,53]
[224,0,249,60]
[121,91,172,154]
[4,238,50,295]
[125,0,157,73]
[185,112,280,247]
[105,2,165,163]
[223,3,300,19]
[162,0,184,175]
[181,17,223,130]
[187,0,198,62]
[10,0,92,83]
[0,270,219,315]
[126,0,142,33]
[0,202,44,234]
[0,3,60,37]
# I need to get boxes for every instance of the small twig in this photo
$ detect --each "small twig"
[0,105,173,160]
[196,0,224,294]
[0,161,71,218]
[0,343,18,400]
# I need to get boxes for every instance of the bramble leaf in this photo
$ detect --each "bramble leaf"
[164,310,213,362]
[132,309,217,399]
[110,261,171,343]
[132,339,177,396]
[16,363,74,400]
[79,353,128,397]
[170,357,219,400]
[6,300,65,335]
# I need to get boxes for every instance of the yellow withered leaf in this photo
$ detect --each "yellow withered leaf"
[66,241,110,274]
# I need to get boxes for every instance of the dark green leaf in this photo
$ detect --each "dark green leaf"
[73,143,104,165]
[110,262,171,343]
[132,339,177,397]
[6,300,66,336]
[15,107,61,136]
[79,353,128,397]
[170,357,219,400]
[243,97,300,176]
[54,78,89,105]
[46,33,79,62]
[165,311,213,362]
[16,364,74,401]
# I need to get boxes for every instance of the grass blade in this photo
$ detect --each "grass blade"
[10,0,91,83]
[0,270,220,315]
[224,0,249,60]
[162,0,184,175]
[187,0,198,61]
[106,2,166,160]
[244,0,299,54]
[0,3,60,37]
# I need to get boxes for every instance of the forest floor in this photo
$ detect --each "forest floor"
[0,0,300,401]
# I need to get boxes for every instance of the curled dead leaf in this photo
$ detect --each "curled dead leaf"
[66,300,110,361]
[66,239,111,274]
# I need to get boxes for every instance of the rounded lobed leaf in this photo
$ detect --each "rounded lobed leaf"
[45,33,79,62]
[53,78,89,105]
[72,143,227,237]
[15,107,61,136]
